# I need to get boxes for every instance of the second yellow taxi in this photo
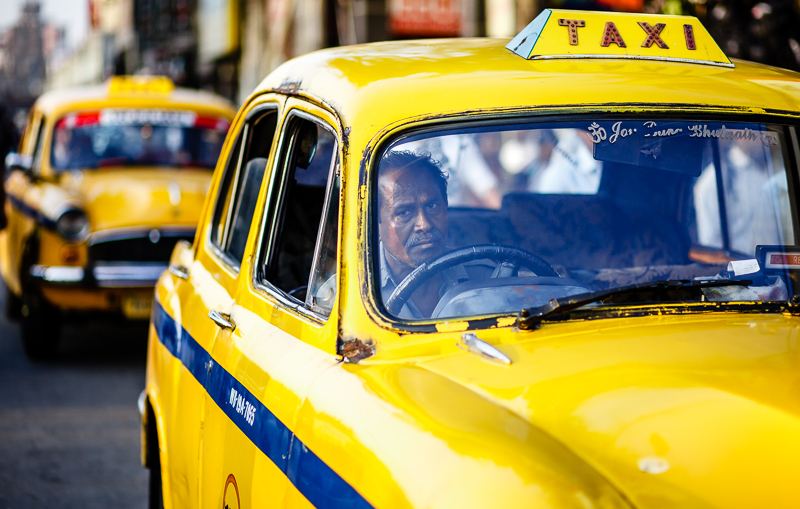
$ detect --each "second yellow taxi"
[1,75,236,359]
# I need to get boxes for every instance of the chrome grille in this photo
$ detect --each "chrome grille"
[89,230,194,263]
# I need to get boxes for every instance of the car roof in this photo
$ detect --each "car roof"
[32,77,236,118]
[254,37,800,130]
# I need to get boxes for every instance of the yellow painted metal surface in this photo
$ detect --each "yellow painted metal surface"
[255,41,800,144]
[108,75,176,94]
[143,12,800,509]
[417,314,800,508]
[146,277,207,507]
[64,168,212,231]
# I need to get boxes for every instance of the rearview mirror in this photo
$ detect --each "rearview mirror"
[590,121,705,177]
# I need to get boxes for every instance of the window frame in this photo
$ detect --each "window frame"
[253,108,341,322]
[363,114,800,332]
[26,114,46,175]
[305,157,341,315]
[20,110,40,155]
[207,103,279,271]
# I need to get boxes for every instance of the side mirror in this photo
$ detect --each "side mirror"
[5,152,33,175]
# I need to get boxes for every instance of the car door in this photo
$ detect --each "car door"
[152,97,282,507]
[198,99,344,508]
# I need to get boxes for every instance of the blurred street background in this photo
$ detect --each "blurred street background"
[0,289,149,508]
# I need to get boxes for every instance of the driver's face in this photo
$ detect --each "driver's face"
[379,166,448,271]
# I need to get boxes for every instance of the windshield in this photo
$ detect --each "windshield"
[50,109,230,172]
[373,119,797,321]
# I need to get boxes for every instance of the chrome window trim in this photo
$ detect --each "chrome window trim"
[252,279,327,324]
[305,148,340,313]
[207,242,242,276]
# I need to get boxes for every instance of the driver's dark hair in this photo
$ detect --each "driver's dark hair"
[379,150,448,205]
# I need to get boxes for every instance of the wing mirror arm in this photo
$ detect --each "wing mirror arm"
[5,152,34,179]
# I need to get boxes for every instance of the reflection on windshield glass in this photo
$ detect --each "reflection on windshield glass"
[51,109,230,171]
[374,119,795,320]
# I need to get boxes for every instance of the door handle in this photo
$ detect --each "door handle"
[168,264,189,280]
[208,310,235,330]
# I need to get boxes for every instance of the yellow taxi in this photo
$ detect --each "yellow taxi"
[141,10,800,508]
[1,76,235,359]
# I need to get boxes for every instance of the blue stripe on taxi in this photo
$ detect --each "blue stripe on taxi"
[151,300,373,509]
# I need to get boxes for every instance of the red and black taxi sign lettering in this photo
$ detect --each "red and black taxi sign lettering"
[558,18,585,45]
[558,19,678,49]
[507,9,733,68]
[600,21,627,48]
[638,22,668,49]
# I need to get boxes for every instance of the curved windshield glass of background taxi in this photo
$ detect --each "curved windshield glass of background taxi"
[516,279,753,330]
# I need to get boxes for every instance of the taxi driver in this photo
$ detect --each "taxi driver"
[378,151,487,318]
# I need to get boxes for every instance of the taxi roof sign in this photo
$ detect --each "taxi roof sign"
[507,9,733,68]
[108,75,175,95]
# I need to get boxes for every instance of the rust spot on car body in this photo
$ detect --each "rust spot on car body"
[276,80,302,95]
[341,338,375,363]
[342,126,351,153]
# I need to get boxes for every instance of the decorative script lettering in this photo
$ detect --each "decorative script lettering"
[588,122,779,147]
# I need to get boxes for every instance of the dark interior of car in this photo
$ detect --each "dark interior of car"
[444,162,722,301]
[269,121,334,299]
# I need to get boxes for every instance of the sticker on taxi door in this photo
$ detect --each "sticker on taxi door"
[223,474,241,509]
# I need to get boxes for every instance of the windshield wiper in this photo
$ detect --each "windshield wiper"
[517,279,753,330]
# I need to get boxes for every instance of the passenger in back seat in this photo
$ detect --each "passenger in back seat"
[502,191,690,273]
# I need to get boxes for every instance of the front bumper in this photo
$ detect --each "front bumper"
[30,262,167,288]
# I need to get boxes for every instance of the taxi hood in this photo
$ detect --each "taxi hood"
[57,168,212,231]
[417,313,800,508]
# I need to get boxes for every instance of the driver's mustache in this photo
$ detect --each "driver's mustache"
[406,229,442,249]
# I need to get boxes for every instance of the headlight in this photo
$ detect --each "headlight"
[56,209,89,241]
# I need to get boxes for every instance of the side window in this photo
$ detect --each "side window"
[261,113,340,316]
[307,173,340,314]
[25,115,46,172]
[19,111,37,155]
[211,133,243,248]
[691,133,794,256]
[210,107,278,266]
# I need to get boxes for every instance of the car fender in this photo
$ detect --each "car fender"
[293,361,633,509]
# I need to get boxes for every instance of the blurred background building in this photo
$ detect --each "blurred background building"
[0,2,68,109]
[1,0,800,108]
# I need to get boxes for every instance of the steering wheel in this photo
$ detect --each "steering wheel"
[385,244,559,316]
